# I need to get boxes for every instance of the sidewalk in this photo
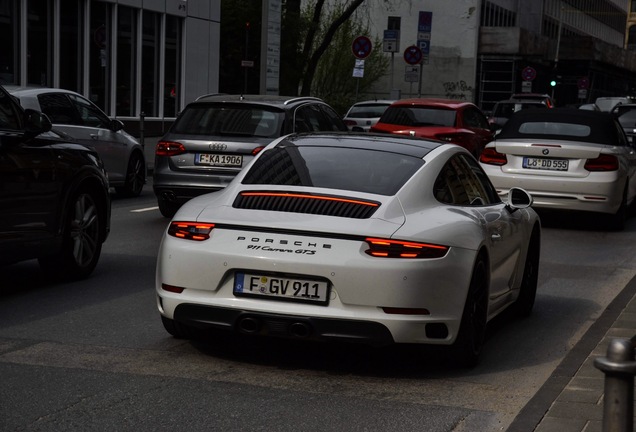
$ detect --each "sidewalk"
[508,275,636,431]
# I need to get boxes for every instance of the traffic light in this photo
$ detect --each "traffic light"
[550,79,557,87]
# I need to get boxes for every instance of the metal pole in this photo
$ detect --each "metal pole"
[139,111,145,150]
[594,338,636,432]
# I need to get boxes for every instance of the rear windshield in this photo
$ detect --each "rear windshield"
[380,106,456,127]
[171,104,284,138]
[493,103,546,118]
[242,145,424,196]
[347,104,390,118]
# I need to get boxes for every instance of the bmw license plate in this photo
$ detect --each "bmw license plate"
[523,157,568,171]
[234,272,329,305]
[196,153,243,167]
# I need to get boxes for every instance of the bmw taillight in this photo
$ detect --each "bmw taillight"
[168,222,215,241]
[479,147,507,165]
[364,238,449,259]
[156,140,186,157]
[584,154,619,171]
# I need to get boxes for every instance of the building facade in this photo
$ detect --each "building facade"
[359,0,636,110]
[0,0,220,135]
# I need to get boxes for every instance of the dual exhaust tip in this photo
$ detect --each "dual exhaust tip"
[237,316,312,338]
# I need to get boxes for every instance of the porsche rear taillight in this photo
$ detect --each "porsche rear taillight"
[584,154,619,171]
[168,222,215,241]
[479,148,507,165]
[156,140,186,157]
[364,238,449,259]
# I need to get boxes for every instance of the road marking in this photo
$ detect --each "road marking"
[131,206,159,213]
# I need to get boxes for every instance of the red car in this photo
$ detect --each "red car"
[370,98,494,157]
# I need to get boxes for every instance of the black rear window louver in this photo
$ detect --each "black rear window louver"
[233,191,380,219]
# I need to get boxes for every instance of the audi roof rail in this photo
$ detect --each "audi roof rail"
[283,96,322,105]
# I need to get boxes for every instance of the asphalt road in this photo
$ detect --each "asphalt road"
[1,181,634,432]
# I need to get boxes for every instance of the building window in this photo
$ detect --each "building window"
[27,0,53,86]
[90,1,112,114]
[165,14,182,118]
[481,1,516,27]
[0,0,18,84]
[629,25,636,51]
[117,5,137,117]
[60,0,83,92]
[142,10,160,117]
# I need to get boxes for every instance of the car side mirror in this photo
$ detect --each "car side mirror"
[110,119,124,132]
[506,187,533,211]
[24,109,52,137]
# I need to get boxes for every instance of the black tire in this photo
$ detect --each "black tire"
[39,188,103,281]
[513,227,540,318]
[116,151,145,197]
[450,256,488,368]
[158,198,180,218]
[161,316,198,339]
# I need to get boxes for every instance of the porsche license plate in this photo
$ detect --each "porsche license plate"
[196,153,243,167]
[523,157,568,171]
[234,273,329,304]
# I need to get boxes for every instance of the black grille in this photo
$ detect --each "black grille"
[233,192,380,219]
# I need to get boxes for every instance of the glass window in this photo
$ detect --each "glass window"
[0,89,20,130]
[89,1,112,114]
[141,11,160,117]
[319,105,348,131]
[243,145,424,196]
[518,122,591,137]
[434,155,499,206]
[59,0,83,92]
[164,15,182,117]
[0,0,18,85]
[68,94,111,128]
[27,0,52,86]
[381,106,456,127]
[171,104,284,137]
[37,93,80,124]
[117,5,137,117]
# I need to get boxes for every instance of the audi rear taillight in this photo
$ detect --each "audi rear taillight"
[584,154,619,171]
[365,238,449,259]
[168,222,215,241]
[479,148,507,165]
[156,140,186,157]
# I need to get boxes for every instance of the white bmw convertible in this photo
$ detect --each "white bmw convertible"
[156,132,541,366]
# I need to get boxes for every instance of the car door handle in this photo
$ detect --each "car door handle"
[90,134,98,140]
[491,233,502,241]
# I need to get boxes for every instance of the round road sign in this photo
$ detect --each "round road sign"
[352,36,372,59]
[522,66,537,81]
[404,45,422,65]
[577,77,590,89]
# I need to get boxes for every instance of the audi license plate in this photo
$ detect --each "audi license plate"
[196,153,243,167]
[234,272,329,305]
[523,157,568,171]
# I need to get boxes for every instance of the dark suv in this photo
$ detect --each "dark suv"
[0,84,111,281]
[153,95,348,217]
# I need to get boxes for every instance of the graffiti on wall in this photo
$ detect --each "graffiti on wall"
[443,80,473,100]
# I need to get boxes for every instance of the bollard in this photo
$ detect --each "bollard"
[139,111,145,150]
[594,338,636,432]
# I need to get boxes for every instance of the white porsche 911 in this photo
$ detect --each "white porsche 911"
[156,132,541,366]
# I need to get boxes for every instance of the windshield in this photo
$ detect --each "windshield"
[243,145,424,196]
[380,106,456,127]
[172,104,284,138]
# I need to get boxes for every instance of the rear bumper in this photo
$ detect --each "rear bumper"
[170,303,395,347]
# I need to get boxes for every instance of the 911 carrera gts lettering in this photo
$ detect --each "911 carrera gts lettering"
[246,244,316,255]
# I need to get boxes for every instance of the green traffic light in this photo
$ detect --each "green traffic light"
[550,80,557,87]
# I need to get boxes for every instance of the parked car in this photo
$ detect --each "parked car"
[370,98,494,157]
[510,93,555,108]
[6,86,146,197]
[595,96,636,112]
[0,84,111,280]
[479,109,636,230]
[611,103,636,143]
[153,94,348,218]
[343,99,395,131]
[156,132,541,367]
[488,99,547,130]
